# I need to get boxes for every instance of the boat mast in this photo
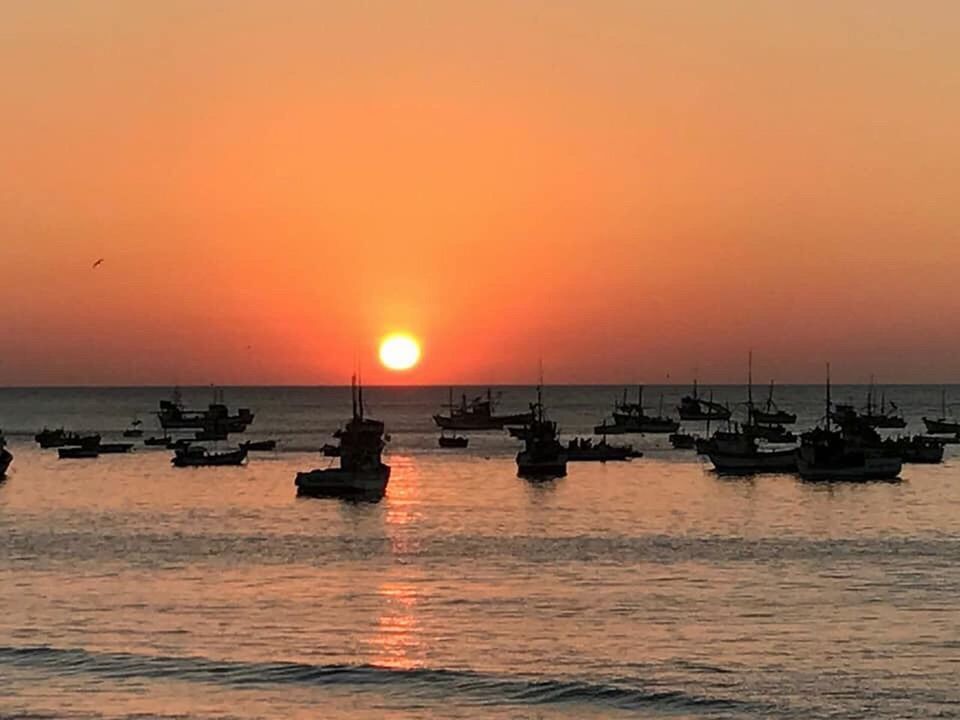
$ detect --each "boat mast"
[637,385,644,414]
[825,363,832,432]
[747,350,754,422]
[351,373,358,420]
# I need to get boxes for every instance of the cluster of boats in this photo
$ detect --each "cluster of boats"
[33,390,276,466]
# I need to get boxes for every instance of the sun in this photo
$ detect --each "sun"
[379,333,421,371]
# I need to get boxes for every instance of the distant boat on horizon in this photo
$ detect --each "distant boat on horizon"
[433,388,533,431]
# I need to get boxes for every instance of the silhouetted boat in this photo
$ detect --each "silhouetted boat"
[857,380,907,429]
[595,386,679,434]
[172,446,248,467]
[669,432,696,449]
[705,425,796,475]
[239,439,277,452]
[743,355,797,443]
[0,434,11,476]
[887,435,944,464]
[433,388,533,430]
[751,381,797,425]
[677,381,731,421]
[35,428,101,449]
[797,366,902,482]
[923,390,960,435]
[296,376,391,500]
[58,447,99,459]
[157,388,254,433]
[516,383,567,478]
[438,433,469,448]
[122,419,144,438]
[565,437,641,462]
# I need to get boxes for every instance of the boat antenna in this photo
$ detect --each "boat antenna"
[747,350,754,413]
[358,367,365,421]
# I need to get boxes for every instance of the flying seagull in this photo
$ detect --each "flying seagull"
[92,258,105,269]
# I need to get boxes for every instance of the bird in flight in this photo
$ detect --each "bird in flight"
[92,258,105,269]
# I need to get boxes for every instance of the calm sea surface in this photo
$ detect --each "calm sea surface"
[2,386,959,719]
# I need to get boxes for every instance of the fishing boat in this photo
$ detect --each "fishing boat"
[858,380,907,429]
[0,434,11,476]
[35,428,101,449]
[705,425,796,475]
[433,388,533,430]
[595,386,680,434]
[516,383,567,479]
[742,355,796,443]
[797,366,902,482]
[886,435,944,464]
[751,381,797,425]
[677,381,731,421]
[58,447,99,459]
[923,390,960,435]
[438,433,469,448]
[669,432,696,449]
[239,439,277,452]
[565,437,641,462]
[296,376,391,500]
[157,388,255,433]
[122,419,144,438]
[172,445,248,467]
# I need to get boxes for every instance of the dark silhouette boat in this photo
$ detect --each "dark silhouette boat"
[35,428,101,449]
[565,437,641,462]
[677,381,731,421]
[923,390,960,435]
[157,388,254,433]
[750,381,797,425]
[122,419,144,438]
[433,388,533,431]
[743,355,797,444]
[516,384,567,479]
[296,377,391,500]
[886,435,944,464]
[438,433,469,448]
[239,439,277,452]
[58,447,99,459]
[172,445,248,467]
[797,366,902,482]
[595,386,680,434]
[857,381,907,429]
[705,429,797,475]
[669,432,696,449]
[0,434,11,476]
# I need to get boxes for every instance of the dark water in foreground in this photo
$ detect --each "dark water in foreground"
[2,386,959,719]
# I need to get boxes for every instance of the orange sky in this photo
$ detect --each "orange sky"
[2,1,958,385]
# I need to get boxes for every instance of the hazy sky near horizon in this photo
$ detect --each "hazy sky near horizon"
[2,1,958,385]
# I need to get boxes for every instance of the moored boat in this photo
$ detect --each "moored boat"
[565,437,640,462]
[797,366,902,482]
[97,442,134,454]
[35,428,101,449]
[922,390,960,435]
[705,425,796,475]
[157,388,254,433]
[677,381,731,421]
[433,388,533,430]
[669,432,696,449]
[296,376,391,500]
[886,435,944,464]
[516,384,567,479]
[598,386,680,434]
[172,446,248,467]
[751,381,797,425]
[239,439,277,452]
[438,433,469,448]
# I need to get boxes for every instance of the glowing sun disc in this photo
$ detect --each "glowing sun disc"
[379,334,421,371]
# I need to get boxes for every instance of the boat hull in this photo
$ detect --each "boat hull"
[797,454,902,482]
[58,447,99,459]
[923,418,960,435]
[707,449,797,475]
[172,448,248,467]
[295,464,391,500]
[516,451,568,478]
[0,448,12,476]
[438,437,469,448]
[599,417,680,434]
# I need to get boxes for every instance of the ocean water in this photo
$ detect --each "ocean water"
[1,385,959,720]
